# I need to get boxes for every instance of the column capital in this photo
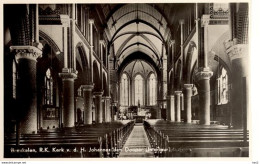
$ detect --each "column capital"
[59,72,77,80]
[89,19,94,24]
[184,84,194,89]
[174,91,182,95]
[10,45,42,61]
[81,84,94,91]
[225,43,248,61]
[201,15,210,27]
[195,67,213,81]
[60,14,70,27]
[99,40,105,46]
[93,91,103,97]
[169,40,175,46]
[111,101,118,106]
[102,96,111,100]
[179,19,185,25]
[167,95,175,99]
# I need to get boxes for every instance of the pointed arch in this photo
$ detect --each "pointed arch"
[93,60,101,91]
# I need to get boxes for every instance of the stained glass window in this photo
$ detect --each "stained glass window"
[120,73,129,106]
[45,68,53,105]
[148,73,156,105]
[135,74,143,106]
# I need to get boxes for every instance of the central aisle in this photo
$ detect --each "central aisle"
[119,123,154,157]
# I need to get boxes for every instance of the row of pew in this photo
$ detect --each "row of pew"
[144,120,249,157]
[4,121,135,158]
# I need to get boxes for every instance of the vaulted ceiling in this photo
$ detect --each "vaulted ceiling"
[97,4,178,71]
[122,59,156,79]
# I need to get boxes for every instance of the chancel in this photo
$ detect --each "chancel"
[4,3,249,158]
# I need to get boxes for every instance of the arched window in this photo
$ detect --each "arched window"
[135,74,143,106]
[44,68,53,105]
[148,73,157,105]
[120,73,129,106]
[216,67,229,105]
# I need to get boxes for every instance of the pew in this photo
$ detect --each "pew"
[4,120,135,158]
[143,120,249,157]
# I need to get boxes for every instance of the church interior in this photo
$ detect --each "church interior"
[3,3,249,158]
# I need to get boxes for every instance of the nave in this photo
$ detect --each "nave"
[3,3,249,158]
[4,119,249,158]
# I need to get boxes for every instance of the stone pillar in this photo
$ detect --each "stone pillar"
[59,72,77,127]
[102,98,105,122]
[225,42,249,128]
[93,92,103,123]
[111,102,117,121]
[195,68,213,125]
[167,95,175,121]
[194,14,213,125]
[103,97,111,122]
[201,15,210,68]
[89,19,94,82]
[181,93,184,120]
[60,15,70,71]
[184,84,193,123]
[71,4,76,70]
[175,91,182,122]
[100,40,104,92]
[35,4,39,43]
[10,46,42,134]
[179,19,185,81]
[82,84,94,125]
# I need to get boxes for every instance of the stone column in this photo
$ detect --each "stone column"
[201,15,210,68]
[93,92,103,123]
[89,19,94,82]
[60,15,70,71]
[183,84,193,123]
[179,19,185,81]
[181,93,184,120]
[102,98,105,122]
[175,91,182,122]
[194,14,213,125]
[71,4,76,70]
[111,102,117,121]
[167,95,175,121]
[59,72,77,127]
[103,96,111,122]
[195,68,213,125]
[35,4,39,43]
[10,46,42,134]
[225,42,248,128]
[82,84,94,125]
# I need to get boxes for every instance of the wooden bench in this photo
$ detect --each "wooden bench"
[4,120,135,158]
[143,120,249,157]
